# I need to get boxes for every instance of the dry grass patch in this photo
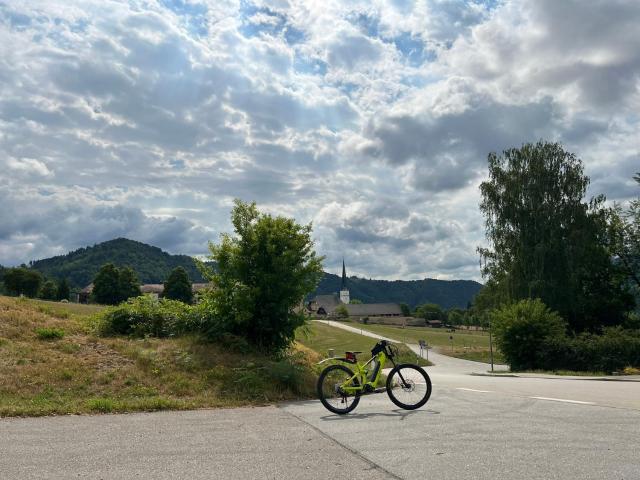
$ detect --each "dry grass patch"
[0,296,319,417]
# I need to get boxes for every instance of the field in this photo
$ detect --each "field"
[296,322,431,367]
[344,321,505,364]
[0,296,321,417]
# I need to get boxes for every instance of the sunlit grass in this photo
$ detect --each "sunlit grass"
[296,322,431,366]
[0,296,320,417]
[337,320,505,364]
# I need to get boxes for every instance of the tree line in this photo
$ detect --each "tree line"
[0,267,70,301]
[474,141,639,372]
[0,263,194,305]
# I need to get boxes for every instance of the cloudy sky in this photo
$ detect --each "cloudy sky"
[0,0,638,280]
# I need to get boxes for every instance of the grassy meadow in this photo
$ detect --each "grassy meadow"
[296,322,431,367]
[342,321,505,364]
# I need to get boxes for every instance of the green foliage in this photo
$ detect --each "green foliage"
[313,274,481,310]
[29,237,207,288]
[400,303,411,316]
[92,263,141,305]
[334,304,349,318]
[491,299,567,370]
[96,295,194,337]
[415,303,444,320]
[118,266,142,301]
[56,278,70,301]
[92,263,121,305]
[349,298,362,304]
[163,266,193,304]
[537,327,640,373]
[199,200,324,353]
[447,310,464,326]
[609,173,640,300]
[39,280,58,300]
[479,141,634,331]
[35,327,65,340]
[3,268,43,297]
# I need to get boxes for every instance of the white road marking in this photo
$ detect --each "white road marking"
[456,388,492,393]
[530,396,595,405]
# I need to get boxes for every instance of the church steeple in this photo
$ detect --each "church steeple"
[339,258,350,304]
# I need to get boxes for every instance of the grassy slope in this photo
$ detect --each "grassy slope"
[0,296,320,417]
[344,321,505,364]
[296,322,431,367]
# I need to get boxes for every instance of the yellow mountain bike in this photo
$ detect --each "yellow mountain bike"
[317,339,432,414]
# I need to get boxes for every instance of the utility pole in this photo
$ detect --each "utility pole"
[488,318,494,372]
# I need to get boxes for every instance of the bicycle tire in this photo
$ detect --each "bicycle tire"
[317,364,361,415]
[386,364,432,410]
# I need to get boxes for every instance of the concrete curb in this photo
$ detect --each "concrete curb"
[470,372,640,382]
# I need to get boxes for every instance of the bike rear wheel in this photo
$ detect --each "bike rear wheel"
[317,364,361,415]
[386,364,432,410]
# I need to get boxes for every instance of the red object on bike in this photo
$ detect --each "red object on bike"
[345,352,357,363]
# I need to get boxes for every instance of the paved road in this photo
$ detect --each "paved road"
[1,322,639,479]
[0,407,395,480]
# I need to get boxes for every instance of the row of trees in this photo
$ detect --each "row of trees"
[92,264,195,305]
[0,267,70,301]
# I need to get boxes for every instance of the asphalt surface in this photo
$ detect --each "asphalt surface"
[0,407,395,480]
[1,321,639,479]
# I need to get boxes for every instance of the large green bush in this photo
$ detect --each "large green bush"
[491,299,567,370]
[199,200,323,354]
[97,295,194,337]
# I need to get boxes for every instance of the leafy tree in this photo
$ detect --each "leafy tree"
[39,280,58,300]
[334,304,349,318]
[400,303,411,316]
[57,278,70,301]
[447,309,464,326]
[200,200,324,353]
[609,172,640,294]
[92,263,122,305]
[349,298,362,304]
[479,141,633,331]
[415,303,443,321]
[163,266,193,304]
[3,268,43,297]
[118,266,141,302]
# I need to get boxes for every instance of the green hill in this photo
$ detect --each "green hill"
[30,238,206,287]
[313,273,482,310]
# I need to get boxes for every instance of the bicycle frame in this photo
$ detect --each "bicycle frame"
[338,350,390,395]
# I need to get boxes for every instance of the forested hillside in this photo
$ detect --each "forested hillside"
[27,238,482,307]
[313,273,482,309]
[29,238,206,287]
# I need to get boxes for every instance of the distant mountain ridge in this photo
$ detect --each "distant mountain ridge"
[30,238,206,287]
[28,238,482,308]
[314,273,482,310]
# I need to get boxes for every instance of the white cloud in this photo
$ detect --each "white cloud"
[0,0,638,282]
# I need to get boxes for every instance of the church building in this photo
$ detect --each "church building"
[307,260,402,318]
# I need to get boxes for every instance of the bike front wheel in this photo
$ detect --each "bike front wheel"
[317,364,361,415]
[386,364,432,410]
